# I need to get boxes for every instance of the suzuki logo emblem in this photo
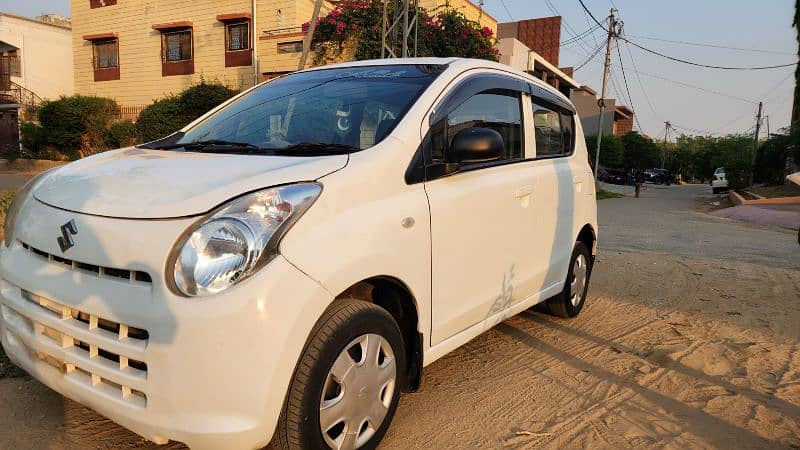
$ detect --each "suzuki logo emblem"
[57,219,78,253]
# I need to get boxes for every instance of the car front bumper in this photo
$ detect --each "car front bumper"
[0,199,333,449]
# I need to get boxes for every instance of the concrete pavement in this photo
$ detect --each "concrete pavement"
[0,173,33,190]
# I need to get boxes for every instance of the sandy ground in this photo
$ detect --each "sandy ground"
[0,184,798,449]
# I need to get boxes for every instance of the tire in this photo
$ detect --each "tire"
[542,242,593,318]
[272,299,405,450]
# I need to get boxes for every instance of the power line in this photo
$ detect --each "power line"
[624,41,657,115]
[544,0,599,57]
[634,70,758,105]
[577,0,606,29]
[498,0,514,21]
[615,42,646,134]
[670,122,727,136]
[622,36,797,70]
[760,70,795,100]
[574,41,607,71]
[623,35,795,56]
[577,0,797,70]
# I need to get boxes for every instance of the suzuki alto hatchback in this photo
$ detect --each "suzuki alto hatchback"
[0,58,597,450]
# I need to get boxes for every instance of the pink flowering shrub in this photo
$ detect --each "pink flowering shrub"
[303,0,498,62]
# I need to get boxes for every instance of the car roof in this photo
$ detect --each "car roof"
[298,57,572,106]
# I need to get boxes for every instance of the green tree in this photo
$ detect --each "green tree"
[307,0,498,62]
[36,95,118,159]
[137,81,238,143]
[585,134,624,168]
[621,132,659,171]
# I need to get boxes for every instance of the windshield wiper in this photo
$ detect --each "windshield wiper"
[266,142,361,156]
[180,140,261,152]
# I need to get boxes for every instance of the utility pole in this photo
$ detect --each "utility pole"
[381,0,419,58]
[298,0,325,70]
[662,121,670,169]
[749,101,763,186]
[593,9,620,183]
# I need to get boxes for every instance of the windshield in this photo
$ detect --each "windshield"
[156,64,443,155]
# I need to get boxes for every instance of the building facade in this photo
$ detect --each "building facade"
[570,85,635,137]
[71,0,339,107]
[72,0,496,109]
[0,13,74,153]
[419,0,496,33]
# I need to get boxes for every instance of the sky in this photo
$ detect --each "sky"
[1,0,796,140]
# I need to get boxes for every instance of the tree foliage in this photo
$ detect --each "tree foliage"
[306,0,499,62]
[36,95,118,159]
[137,81,238,143]
[19,95,120,160]
[665,133,756,188]
[585,134,624,168]
[621,132,660,171]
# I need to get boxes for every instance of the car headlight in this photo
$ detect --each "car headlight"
[169,183,322,297]
[4,168,58,248]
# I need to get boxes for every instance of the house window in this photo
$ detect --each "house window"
[153,24,195,76]
[227,23,250,51]
[2,51,20,77]
[216,14,253,68]
[163,30,192,62]
[83,34,120,82]
[93,39,119,69]
[90,0,117,8]
[277,41,304,54]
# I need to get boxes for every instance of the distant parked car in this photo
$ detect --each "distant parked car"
[649,168,673,185]
[711,167,729,194]
[604,168,627,185]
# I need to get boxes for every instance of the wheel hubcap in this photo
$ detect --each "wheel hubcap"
[570,254,588,307]
[320,333,396,450]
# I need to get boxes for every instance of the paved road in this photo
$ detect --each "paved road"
[712,203,800,231]
[0,184,798,449]
[599,183,799,269]
[0,173,33,190]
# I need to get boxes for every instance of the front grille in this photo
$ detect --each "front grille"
[21,242,152,284]
[0,282,150,409]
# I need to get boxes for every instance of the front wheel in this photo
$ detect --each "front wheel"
[272,299,405,450]
[542,242,593,318]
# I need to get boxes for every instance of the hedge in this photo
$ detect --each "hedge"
[137,82,238,143]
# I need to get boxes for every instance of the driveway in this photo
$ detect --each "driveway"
[0,173,33,190]
[0,184,798,449]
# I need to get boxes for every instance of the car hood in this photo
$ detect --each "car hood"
[33,147,348,219]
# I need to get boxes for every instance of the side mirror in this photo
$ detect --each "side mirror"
[448,127,504,164]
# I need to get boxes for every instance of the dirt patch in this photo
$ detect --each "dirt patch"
[0,344,27,378]
[383,250,800,449]
[749,184,800,199]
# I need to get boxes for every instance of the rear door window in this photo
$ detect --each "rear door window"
[532,98,576,158]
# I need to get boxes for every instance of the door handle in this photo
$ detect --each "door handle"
[514,185,534,199]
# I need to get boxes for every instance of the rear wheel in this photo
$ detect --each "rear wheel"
[272,299,405,450]
[542,242,592,318]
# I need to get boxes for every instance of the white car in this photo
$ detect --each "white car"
[712,167,729,194]
[0,58,597,450]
